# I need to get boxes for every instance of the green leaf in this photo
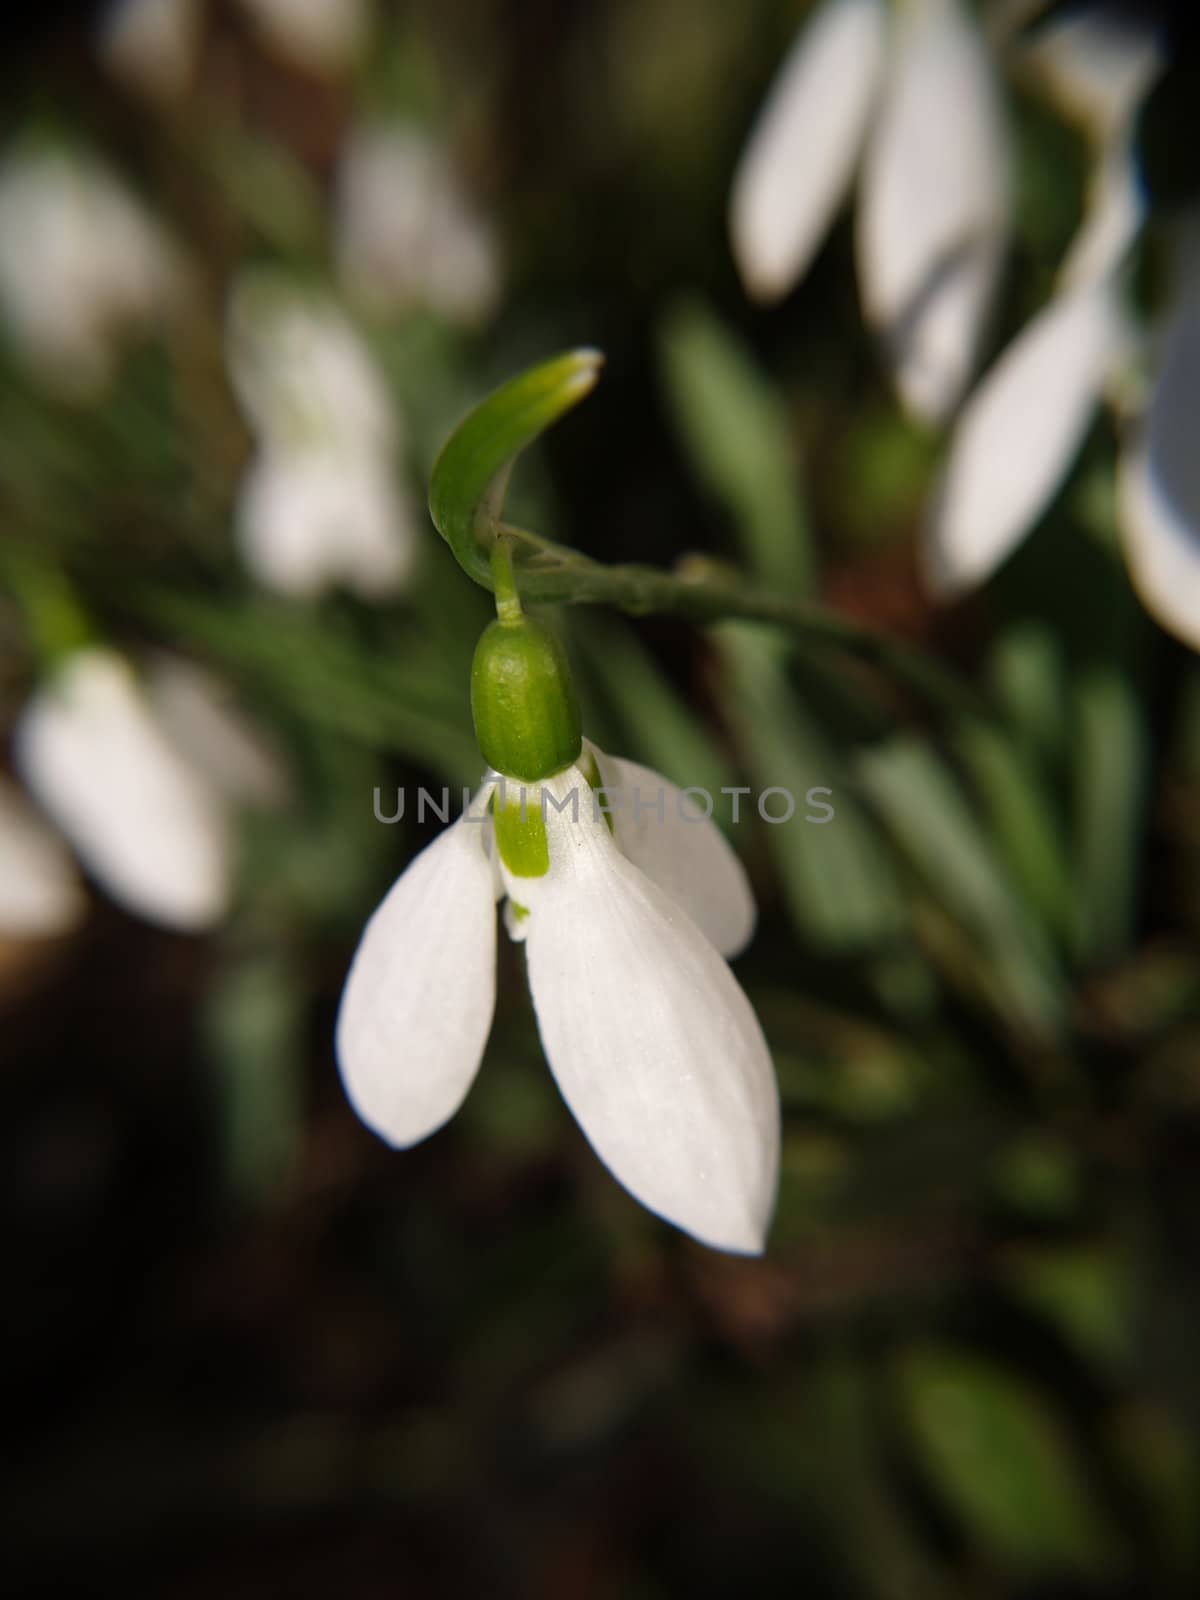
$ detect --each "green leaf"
[715,624,905,948]
[141,590,482,788]
[1066,468,1149,965]
[951,715,1073,943]
[989,1134,1082,1220]
[204,950,304,1209]
[1070,660,1146,964]
[999,1244,1133,1375]
[658,298,813,594]
[428,348,604,589]
[985,617,1066,772]
[855,735,1064,1032]
[1108,1403,1200,1576]
[895,1346,1119,1575]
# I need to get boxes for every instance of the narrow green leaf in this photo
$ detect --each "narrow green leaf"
[985,617,1067,771]
[855,735,1064,1031]
[999,1244,1133,1374]
[204,951,304,1209]
[895,1346,1119,1575]
[715,624,905,948]
[1066,468,1149,965]
[1071,661,1146,963]
[952,715,1073,942]
[659,298,812,594]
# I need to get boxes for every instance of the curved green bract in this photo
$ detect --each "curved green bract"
[428,348,604,590]
[424,351,984,721]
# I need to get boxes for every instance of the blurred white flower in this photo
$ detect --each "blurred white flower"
[98,0,200,104]
[226,272,416,598]
[234,0,369,76]
[13,648,287,931]
[920,9,1200,651]
[15,649,232,930]
[335,124,502,326]
[924,138,1142,596]
[236,449,414,600]
[1117,227,1200,652]
[337,745,777,1254]
[0,777,84,939]
[731,0,1011,422]
[0,146,180,396]
[144,653,292,809]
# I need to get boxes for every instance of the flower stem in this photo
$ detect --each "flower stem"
[490,535,524,625]
[493,526,982,717]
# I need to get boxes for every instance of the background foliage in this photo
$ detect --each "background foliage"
[4,2,1200,1596]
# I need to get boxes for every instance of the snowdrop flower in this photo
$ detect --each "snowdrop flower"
[0,777,84,939]
[98,0,200,104]
[337,612,779,1254]
[143,652,291,809]
[920,8,1200,650]
[226,271,415,598]
[0,146,179,397]
[1116,223,1200,651]
[924,135,1144,596]
[730,0,1011,422]
[335,124,502,326]
[14,648,286,931]
[234,0,369,77]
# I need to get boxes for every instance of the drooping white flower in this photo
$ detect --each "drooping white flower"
[0,146,179,396]
[923,141,1141,597]
[227,272,395,454]
[730,0,1011,422]
[15,648,232,930]
[235,444,414,600]
[143,652,292,808]
[98,0,200,104]
[336,744,776,1255]
[857,0,1013,422]
[335,124,502,326]
[13,647,287,931]
[0,776,85,938]
[225,271,415,598]
[1117,231,1200,652]
[730,0,887,305]
[234,0,369,77]
[922,10,1172,606]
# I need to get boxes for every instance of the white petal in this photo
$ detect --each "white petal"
[236,449,415,600]
[1057,137,1145,295]
[226,271,397,455]
[335,124,502,325]
[507,769,779,1255]
[233,0,367,75]
[730,0,886,303]
[587,742,755,959]
[857,0,1012,421]
[0,777,85,938]
[14,649,231,930]
[336,813,498,1147]
[1119,298,1200,651]
[924,283,1121,596]
[0,148,178,396]
[99,0,200,104]
[144,654,291,808]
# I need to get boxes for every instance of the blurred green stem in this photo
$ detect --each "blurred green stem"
[430,348,981,718]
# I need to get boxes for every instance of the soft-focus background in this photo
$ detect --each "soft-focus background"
[4,1,1200,1595]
